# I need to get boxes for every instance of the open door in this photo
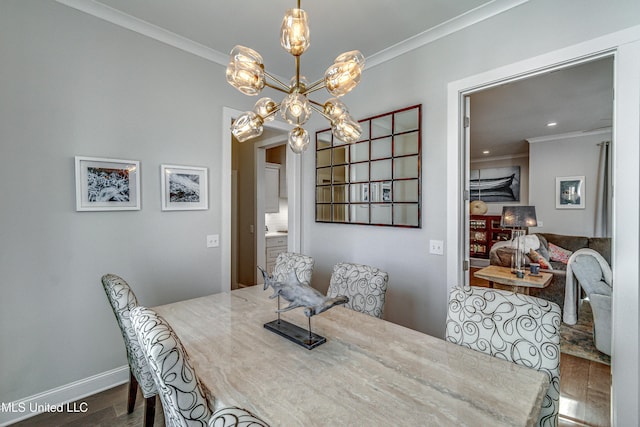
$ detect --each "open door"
[463,95,471,286]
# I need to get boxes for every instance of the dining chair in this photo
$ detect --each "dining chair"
[445,286,561,427]
[101,274,157,427]
[271,252,315,286]
[130,305,270,427]
[326,262,389,318]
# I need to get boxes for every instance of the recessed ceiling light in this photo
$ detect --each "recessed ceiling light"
[482,150,490,154]
[547,122,557,127]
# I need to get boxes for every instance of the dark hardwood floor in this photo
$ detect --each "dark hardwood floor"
[11,352,610,427]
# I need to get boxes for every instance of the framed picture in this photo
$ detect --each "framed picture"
[161,164,208,211]
[470,166,521,202]
[556,176,585,209]
[75,156,140,211]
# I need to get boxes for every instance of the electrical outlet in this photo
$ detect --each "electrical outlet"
[429,240,444,255]
[206,234,219,248]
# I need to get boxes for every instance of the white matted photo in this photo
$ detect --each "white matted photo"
[161,164,208,211]
[75,156,141,211]
[556,175,585,209]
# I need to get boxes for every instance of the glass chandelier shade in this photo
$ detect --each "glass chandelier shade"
[288,127,310,154]
[324,51,365,97]
[231,111,264,142]
[253,97,277,122]
[227,1,365,153]
[226,46,265,96]
[280,9,310,56]
[332,114,362,143]
[281,92,311,126]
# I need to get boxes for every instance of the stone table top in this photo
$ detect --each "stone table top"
[154,285,548,426]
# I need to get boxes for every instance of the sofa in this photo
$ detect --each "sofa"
[489,233,611,311]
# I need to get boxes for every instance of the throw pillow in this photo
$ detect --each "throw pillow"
[529,248,552,270]
[548,242,573,264]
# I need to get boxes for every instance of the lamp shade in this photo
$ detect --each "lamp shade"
[281,92,311,126]
[231,112,264,142]
[500,206,537,228]
[226,46,265,96]
[324,50,365,97]
[253,97,277,121]
[288,127,310,153]
[280,8,310,56]
[332,114,362,143]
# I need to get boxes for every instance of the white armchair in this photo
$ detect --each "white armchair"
[565,248,612,356]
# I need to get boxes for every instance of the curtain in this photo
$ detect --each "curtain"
[594,141,612,237]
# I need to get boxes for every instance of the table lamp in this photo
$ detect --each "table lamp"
[500,206,537,276]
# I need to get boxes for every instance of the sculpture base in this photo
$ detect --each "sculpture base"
[264,319,326,350]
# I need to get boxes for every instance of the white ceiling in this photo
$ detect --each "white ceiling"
[59,1,613,154]
[469,56,614,160]
[91,0,494,78]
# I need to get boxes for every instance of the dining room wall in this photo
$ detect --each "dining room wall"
[0,0,243,407]
[301,0,640,340]
[2,0,639,424]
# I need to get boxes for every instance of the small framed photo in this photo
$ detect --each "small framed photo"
[556,176,585,209]
[161,164,208,211]
[75,156,140,211]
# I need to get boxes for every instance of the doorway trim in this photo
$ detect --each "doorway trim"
[222,107,301,290]
[446,25,640,425]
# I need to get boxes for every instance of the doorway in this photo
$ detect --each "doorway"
[224,107,302,291]
[446,29,640,425]
[464,56,614,286]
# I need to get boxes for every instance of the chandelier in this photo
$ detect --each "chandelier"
[226,0,365,153]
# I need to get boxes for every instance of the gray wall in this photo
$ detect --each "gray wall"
[1,0,639,421]
[0,0,243,403]
[302,0,640,339]
[529,132,610,236]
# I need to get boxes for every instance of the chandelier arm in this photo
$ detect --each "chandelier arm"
[310,103,333,121]
[301,84,327,96]
[264,82,291,94]
[295,56,301,89]
[264,71,292,92]
[304,78,326,92]
[262,105,281,120]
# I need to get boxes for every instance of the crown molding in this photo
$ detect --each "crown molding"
[526,127,612,144]
[470,152,529,163]
[57,0,528,72]
[55,0,228,65]
[366,0,529,70]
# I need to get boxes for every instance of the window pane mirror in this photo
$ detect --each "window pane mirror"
[315,104,421,228]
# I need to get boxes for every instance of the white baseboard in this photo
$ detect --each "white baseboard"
[0,365,129,426]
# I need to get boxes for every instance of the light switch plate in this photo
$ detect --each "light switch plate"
[206,234,219,248]
[429,240,444,255]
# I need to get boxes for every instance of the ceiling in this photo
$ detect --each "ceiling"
[63,1,613,153]
[91,0,494,78]
[469,56,614,160]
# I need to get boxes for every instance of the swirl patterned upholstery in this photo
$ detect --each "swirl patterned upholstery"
[445,286,561,427]
[130,306,270,427]
[326,262,389,318]
[271,252,315,286]
[101,274,157,426]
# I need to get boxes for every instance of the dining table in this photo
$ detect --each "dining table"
[154,285,549,426]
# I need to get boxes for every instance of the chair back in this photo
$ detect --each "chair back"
[272,252,315,286]
[327,262,389,318]
[130,306,212,427]
[445,286,561,427]
[101,274,157,398]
